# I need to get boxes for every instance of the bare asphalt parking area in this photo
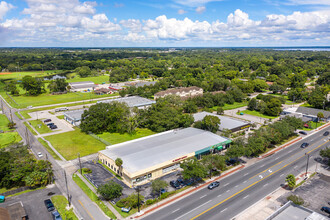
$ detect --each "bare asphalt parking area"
[0,185,61,220]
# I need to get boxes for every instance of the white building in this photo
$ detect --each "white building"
[69,81,96,92]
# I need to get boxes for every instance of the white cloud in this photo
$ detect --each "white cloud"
[0,1,14,20]
[178,9,187,14]
[195,6,206,14]
[173,0,223,7]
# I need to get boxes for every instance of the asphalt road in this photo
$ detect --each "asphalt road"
[1,97,108,220]
[142,127,330,220]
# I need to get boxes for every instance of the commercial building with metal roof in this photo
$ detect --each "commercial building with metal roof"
[97,96,155,109]
[63,109,87,126]
[69,81,96,92]
[193,111,251,132]
[98,127,231,187]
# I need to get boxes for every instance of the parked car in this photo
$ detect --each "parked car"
[37,152,43,157]
[51,210,62,220]
[208,181,220,190]
[0,130,3,133]
[46,123,54,126]
[121,207,131,213]
[300,143,309,148]
[299,131,307,135]
[44,119,51,123]
[321,206,330,214]
[226,158,238,166]
[49,125,58,130]
[44,199,55,212]
[0,195,5,203]
[323,131,329,136]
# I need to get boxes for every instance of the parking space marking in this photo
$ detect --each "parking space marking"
[235,185,239,188]
[294,165,298,168]
[244,173,249,176]
[263,183,268,187]
[280,174,284,177]
[275,157,279,160]
[243,180,247,183]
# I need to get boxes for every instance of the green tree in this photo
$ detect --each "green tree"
[47,78,68,92]
[115,158,123,176]
[264,98,282,116]
[21,75,44,96]
[317,112,324,120]
[248,98,257,111]
[180,158,207,180]
[24,171,48,188]
[151,179,168,196]
[76,66,92,78]
[286,174,296,189]
[320,147,330,166]
[308,87,326,109]
[194,115,220,133]
[183,101,198,113]
[216,107,224,115]
[97,181,123,200]
[5,81,19,96]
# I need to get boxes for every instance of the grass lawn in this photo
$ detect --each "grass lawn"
[0,132,22,148]
[97,128,156,145]
[302,121,325,131]
[67,75,109,84]
[56,115,64,119]
[45,129,106,160]
[0,114,11,131]
[14,112,23,120]
[211,101,247,111]
[29,119,54,134]
[72,174,116,219]
[24,122,37,135]
[300,102,312,108]
[51,195,78,220]
[38,138,61,160]
[238,110,278,119]
[0,90,116,109]
[0,70,60,80]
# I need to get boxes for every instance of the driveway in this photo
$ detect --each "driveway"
[0,185,61,220]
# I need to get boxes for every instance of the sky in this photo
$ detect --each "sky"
[0,0,329,47]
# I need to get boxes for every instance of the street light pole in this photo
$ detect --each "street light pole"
[305,153,310,178]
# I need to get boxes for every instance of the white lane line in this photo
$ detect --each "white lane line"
[172,208,180,213]
[294,165,298,168]
[235,185,239,188]
[244,173,249,176]
[263,183,269,187]
[288,149,294,153]
[243,180,247,183]
[280,174,284,177]
[174,200,212,220]
[224,183,229,186]
[217,194,222,197]
[260,164,265,167]
[200,195,207,199]
[226,190,230,193]
[243,195,249,199]
[275,157,279,160]
[220,208,227,213]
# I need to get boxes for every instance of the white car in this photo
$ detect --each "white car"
[37,152,43,157]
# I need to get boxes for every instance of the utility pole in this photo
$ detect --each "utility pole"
[78,153,82,174]
[64,170,71,207]
[134,185,141,213]
[305,153,310,178]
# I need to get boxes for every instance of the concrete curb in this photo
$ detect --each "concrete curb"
[135,165,245,219]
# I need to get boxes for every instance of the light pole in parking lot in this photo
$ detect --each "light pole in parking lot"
[305,153,310,178]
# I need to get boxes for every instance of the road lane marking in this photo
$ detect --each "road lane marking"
[260,164,265,167]
[288,149,294,153]
[280,174,284,177]
[244,173,249,176]
[235,185,239,188]
[275,157,279,160]
[294,165,298,168]
[243,180,247,183]
[224,183,229,186]
[243,195,249,199]
[259,175,263,179]
[226,190,230,193]
[250,161,283,180]
[268,169,272,173]
[217,194,222,197]
[78,200,95,220]
[191,140,329,220]
[172,208,180,213]
[263,183,268,187]
[220,208,227,213]
[200,195,206,199]
[175,200,212,220]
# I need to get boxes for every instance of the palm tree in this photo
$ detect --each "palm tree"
[115,158,123,176]
[316,112,324,129]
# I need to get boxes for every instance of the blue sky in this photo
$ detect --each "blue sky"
[0,0,329,47]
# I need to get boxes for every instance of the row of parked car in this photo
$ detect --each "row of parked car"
[43,119,58,130]
[44,199,62,220]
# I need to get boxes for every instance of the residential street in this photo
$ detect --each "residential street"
[1,96,109,220]
[141,127,329,220]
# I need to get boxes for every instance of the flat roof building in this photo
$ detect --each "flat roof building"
[63,109,87,126]
[99,127,231,187]
[97,96,155,109]
[69,81,96,92]
[193,112,251,132]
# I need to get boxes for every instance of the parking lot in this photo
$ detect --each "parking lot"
[0,185,61,220]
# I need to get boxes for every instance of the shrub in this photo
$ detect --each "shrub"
[146,199,157,205]
[116,193,144,208]
[82,168,92,174]
[286,174,296,189]
[97,181,123,200]
[287,194,304,205]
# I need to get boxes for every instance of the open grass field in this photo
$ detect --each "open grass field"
[0,114,11,131]
[38,138,61,160]
[51,195,78,220]
[72,174,116,219]
[302,121,325,131]
[0,132,22,148]
[0,70,61,80]
[98,128,156,145]
[212,101,247,111]
[67,75,109,84]
[44,128,106,160]
[29,119,54,134]
[238,109,278,119]
[0,90,116,109]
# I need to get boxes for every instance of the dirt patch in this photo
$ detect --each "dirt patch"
[0,72,12,75]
